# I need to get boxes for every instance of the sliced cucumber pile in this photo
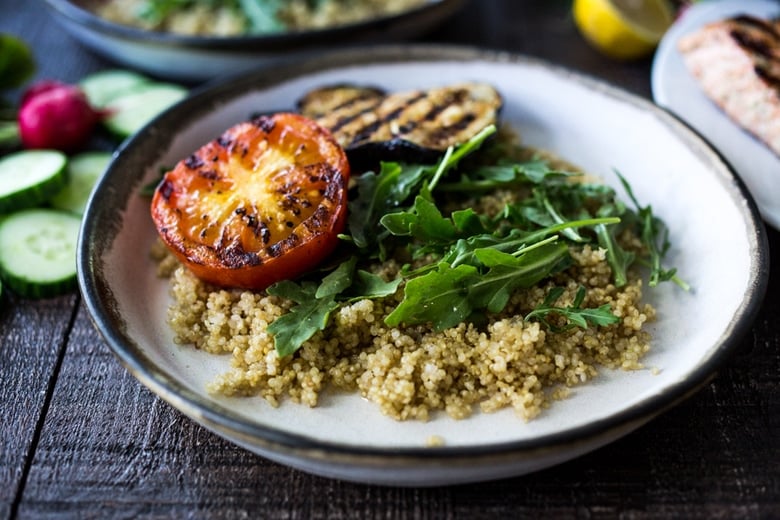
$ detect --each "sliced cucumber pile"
[50,151,112,215]
[0,149,88,298]
[0,69,187,299]
[0,150,67,213]
[79,69,150,109]
[80,69,188,139]
[103,83,188,139]
[0,208,81,298]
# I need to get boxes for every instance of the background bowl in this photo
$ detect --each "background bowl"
[43,0,465,82]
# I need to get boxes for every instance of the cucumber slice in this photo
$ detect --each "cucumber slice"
[50,151,112,215]
[104,83,187,138]
[79,69,150,108]
[0,150,68,213]
[0,208,81,298]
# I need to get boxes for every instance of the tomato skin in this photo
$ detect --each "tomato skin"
[151,112,350,290]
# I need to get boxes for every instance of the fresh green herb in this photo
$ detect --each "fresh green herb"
[264,128,685,357]
[385,240,571,330]
[525,286,620,331]
[347,125,496,251]
[615,170,689,290]
[266,258,400,356]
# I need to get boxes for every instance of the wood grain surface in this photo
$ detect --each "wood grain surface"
[1,0,778,518]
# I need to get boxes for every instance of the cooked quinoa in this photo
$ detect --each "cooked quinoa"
[152,128,661,421]
[156,238,656,421]
[93,0,426,36]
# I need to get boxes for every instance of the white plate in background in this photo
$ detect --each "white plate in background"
[652,0,780,230]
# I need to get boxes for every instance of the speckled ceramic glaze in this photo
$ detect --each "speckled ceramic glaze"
[78,46,769,486]
[43,0,465,81]
[652,0,780,230]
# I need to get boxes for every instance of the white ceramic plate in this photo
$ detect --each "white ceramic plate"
[651,0,780,230]
[78,46,768,486]
[44,0,465,82]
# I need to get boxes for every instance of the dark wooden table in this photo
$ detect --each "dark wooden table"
[2,1,778,518]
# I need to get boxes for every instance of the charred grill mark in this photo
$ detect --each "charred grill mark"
[281,193,303,216]
[199,169,219,180]
[306,205,328,230]
[728,20,780,93]
[159,179,174,200]
[424,88,468,122]
[393,88,469,136]
[246,214,257,229]
[267,242,284,258]
[329,100,384,133]
[184,154,204,169]
[283,233,300,249]
[253,115,276,133]
[259,221,270,244]
[298,86,385,119]
[216,135,234,148]
[732,15,780,40]
[730,28,776,58]
[427,113,477,146]
[348,92,427,147]
[316,165,345,202]
[221,243,261,268]
[754,64,780,92]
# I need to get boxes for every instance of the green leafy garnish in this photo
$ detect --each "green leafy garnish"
[615,170,689,290]
[266,258,401,356]
[525,286,620,331]
[385,240,570,330]
[262,127,685,357]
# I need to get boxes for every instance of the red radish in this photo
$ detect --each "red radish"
[18,81,103,152]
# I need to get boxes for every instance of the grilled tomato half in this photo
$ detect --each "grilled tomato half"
[151,112,350,290]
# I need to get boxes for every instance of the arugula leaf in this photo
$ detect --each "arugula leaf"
[444,217,619,268]
[384,262,478,330]
[385,241,570,330]
[315,257,356,298]
[347,270,402,298]
[380,195,457,245]
[347,125,497,250]
[267,280,340,357]
[347,161,427,249]
[615,171,689,290]
[438,159,576,192]
[594,222,634,288]
[525,286,620,331]
[267,259,402,357]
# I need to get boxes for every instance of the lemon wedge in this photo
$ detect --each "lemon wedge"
[573,0,675,60]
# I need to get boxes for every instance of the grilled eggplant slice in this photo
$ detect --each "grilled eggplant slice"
[297,83,503,167]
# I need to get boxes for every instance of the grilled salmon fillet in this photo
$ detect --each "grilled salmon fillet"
[297,83,502,166]
[678,14,780,157]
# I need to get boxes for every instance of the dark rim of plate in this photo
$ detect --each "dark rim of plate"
[77,45,770,465]
[44,0,465,50]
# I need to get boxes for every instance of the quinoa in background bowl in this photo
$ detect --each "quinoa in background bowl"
[43,0,466,81]
[90,0,429,37]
